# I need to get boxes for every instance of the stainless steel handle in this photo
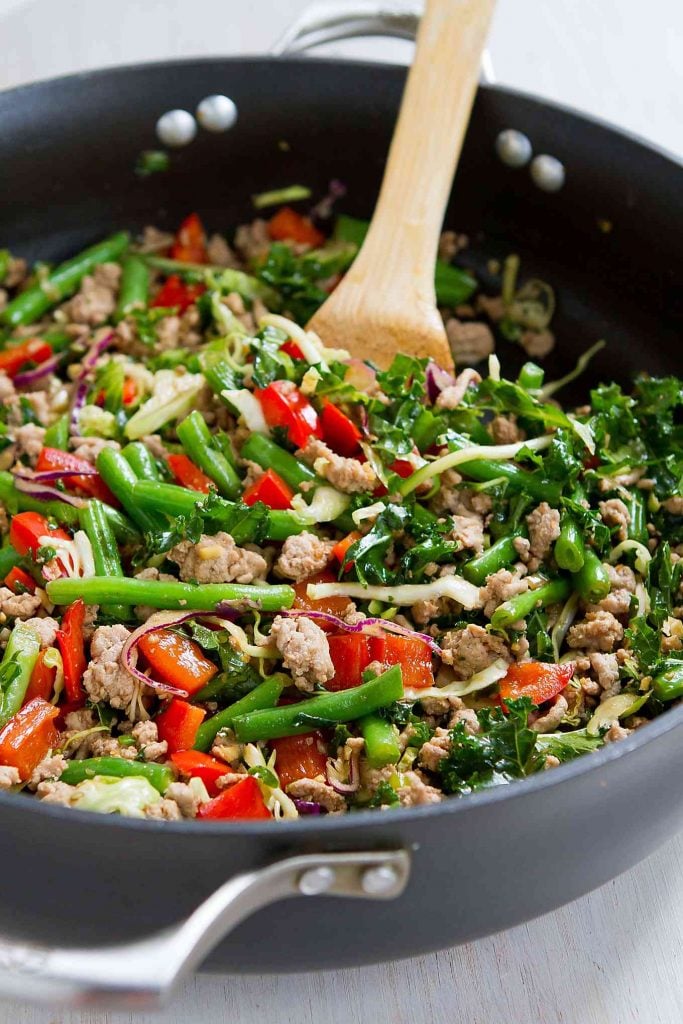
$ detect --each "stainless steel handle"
[0,849,410,1009]
[272,1,496,82]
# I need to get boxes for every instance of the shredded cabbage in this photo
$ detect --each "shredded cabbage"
[404,659,509,700]
[221,388,270,434]
[609,539,652,577]
[71,776,162,817]
[125,371,204,440]
[307,574,482,611]
[290,486,349,525]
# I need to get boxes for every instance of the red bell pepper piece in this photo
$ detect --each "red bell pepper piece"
[255,380,323,449]
[320,401,362,457]
[196,774,271,820]
[56,598,87,705]
[0,338,53,379]
[242,468,294,510]
[368,635,434,690]
[499,661,574,708]
[327,634,372,691]
[170,749,232,797]
[156,699,206,754]
[293,570,348,626]
[167,453,214,494]
[24,649,57,705]
[4,566,36,595]
[280,339,305,360]
[0,698,60,780]
[330,531,360,570]
[9,511,69,558]
[170,213,207,264]
[95,377,138,408]
[138,629,218,697]
[268,207,324,248]
[151,275,206,313]
[270,731,329,787]
[36,447,117,505]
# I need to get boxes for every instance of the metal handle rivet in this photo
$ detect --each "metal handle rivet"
[196,95,238,133]
[530,154,566,192]
[495,129,532,168]
[361,865,399,895]
[156,109,197,148]
[298,866,336,896]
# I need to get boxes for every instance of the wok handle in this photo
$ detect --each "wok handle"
[271,1,496,83]
[0,849,409,1010]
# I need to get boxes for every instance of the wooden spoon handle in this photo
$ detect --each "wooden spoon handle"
[345,0,496,307]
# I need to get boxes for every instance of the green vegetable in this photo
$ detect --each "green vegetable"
[240,434,316,490]
[46,576,295,612]
[78,500,130,620]
[143,255,276,304]
[60,757,173,793]
[193,674,287,752]
[0,623,41,729]
[586,692,650,736]
[121,442,162,482]
[96,448,166,534]
[135,150,170,178]
[360,713,401,768]
[0,232,129,328]
[43,413,70,450]
[571,548,611,604]
[490,578,571,630]
[232,666,404,742]
[176,411,241,499]
[652,662,683,702]
[71,776,165,817]
[252,185,311,209]
[115,255,150,321]
[554,514,585,573]
[535,728,604,761]
[463,534,524,586]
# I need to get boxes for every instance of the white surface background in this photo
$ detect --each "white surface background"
[0,1,682,1022]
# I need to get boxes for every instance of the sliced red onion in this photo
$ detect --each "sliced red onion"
[69,330,114,437]
[279,608,441,655]
[292,799,326,815]
[325,745,361,794]
[121,607,244,697]
[12,476,87,508]
[310,179,347,223]
[425,361,457,403]
[13,354,61,388]
[15,467,99,482]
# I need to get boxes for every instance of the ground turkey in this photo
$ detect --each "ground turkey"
[526,502,561,563]
[489,415,525,445]
[566,610,624,652]
[269,615,334,692]
[287,777,346,813]
[298,437,378,494]
[440,624,511,679]
[599,498,630,542]
[169,532,267,584]
[275,531,335,581]
[82,624,151,719]
[23,616,59,648]
[444,318,494,363]
[62,263,121,325]
[479,568,529,619]
[0,588,43,620]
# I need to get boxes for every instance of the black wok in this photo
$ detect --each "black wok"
[0,3,681,1008]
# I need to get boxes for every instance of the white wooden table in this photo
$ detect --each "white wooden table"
[0,1,682,1021]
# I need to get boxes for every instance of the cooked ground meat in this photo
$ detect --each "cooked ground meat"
[527,502,561,562]
[489,414,525,445]
[531,695,568,733]
[589,652,621,698]
[275,531,335,581]
[599,498,631,542]
[449,513,485,553]
[23,616,59,648]
[298,437,378,493]
[663,496,683,515]
[567,611,624,652]
[62,263,121,325]
[435,368,482,410]
[440,624,511,679]
[0,766,21,789]
[12,422,46,462]
[269,615,334,692]
[519,328,555,358]
[82,625,150,720]
[169,532,267,584]
[444,318,494,363]
[418,727,452,772]
[287,777,347,813]
[0,588,43,620]
[480,569,529,619]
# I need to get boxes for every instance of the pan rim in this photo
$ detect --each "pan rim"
[0,53,681,834]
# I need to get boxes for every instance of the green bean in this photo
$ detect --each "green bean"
[233,666,404,742]
[652,663,683,702]
[0,623,41,728]
[463,534,524,586]
[571,548,611,604]
[43,413,70,450]
[100,506,141,546]
[490,578,572,630]
[176,411,241,499]
[517,362,544,391]
[627,491,648,545]
[121,442,162,482]
[46,576,295,612]
[240,434,316,490]
[142,255,276,304]
[554,514,585,573]
[193,675,287,752]
[115,255,149,321]
[360,713,401,768]
[96,448,165,533]
[78,500,130,620]
[0,544,20,579]
[0,232,130,328]
[454,460,561,505]
[132,480,308,541]
[59,757,172,793]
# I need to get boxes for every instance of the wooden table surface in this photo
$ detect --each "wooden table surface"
[0,1,681,1020]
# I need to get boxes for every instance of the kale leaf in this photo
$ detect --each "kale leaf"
[256,243,327,323]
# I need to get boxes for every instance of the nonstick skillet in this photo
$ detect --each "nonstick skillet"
[0,2,681,1008]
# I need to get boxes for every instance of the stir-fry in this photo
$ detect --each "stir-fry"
[0,201,680,822]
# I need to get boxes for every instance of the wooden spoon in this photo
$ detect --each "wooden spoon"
[307,0,496,371]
